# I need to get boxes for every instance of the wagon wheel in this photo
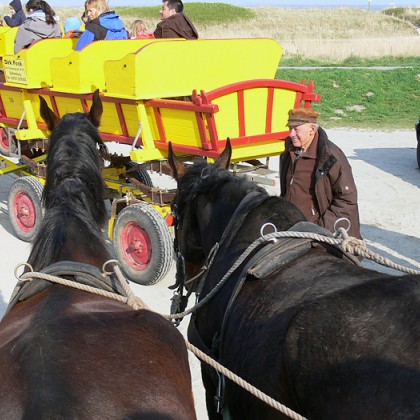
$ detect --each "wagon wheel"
[113,203,173,285]
[0,128,17,157]
[125,161,153,187]
[8,177,43,242]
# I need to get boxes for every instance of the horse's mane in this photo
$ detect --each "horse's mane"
[28,112,109,270]
[43,112,107,224]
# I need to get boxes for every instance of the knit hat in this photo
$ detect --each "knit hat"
[287,108,319,128]
[64,17,81,33]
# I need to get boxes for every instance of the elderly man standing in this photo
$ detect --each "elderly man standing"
[280,108,362,239]
[154,0,198,39]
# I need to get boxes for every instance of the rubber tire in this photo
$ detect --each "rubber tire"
[113,203,173,285]
[125,162,153,187]
[8,176,43,242]
[0,128,17,157]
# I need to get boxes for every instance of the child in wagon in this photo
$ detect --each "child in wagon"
[129,19,154,39]
[63,16,83,38]
[3,0,26,27]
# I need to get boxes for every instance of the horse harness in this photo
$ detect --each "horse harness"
[175,191,360,414]
[6,261,128,315]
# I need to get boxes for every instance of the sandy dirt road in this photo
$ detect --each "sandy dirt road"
[0,129,419,418]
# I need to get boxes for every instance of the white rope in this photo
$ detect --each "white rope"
[186,342,307,420]
[18,266,148,311]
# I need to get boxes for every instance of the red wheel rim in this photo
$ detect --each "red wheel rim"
[13,191,36,232]
[121,222,151,271]
[0,128,9,151]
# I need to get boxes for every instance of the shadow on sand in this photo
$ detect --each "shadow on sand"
[361,223,420,275]
[351,147,420,188]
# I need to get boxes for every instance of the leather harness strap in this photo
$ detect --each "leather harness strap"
[7,261,126,314]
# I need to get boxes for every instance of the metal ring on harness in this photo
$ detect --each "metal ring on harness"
[14,262,34,280]
[201,166,211,179]
[260,222,278,243]
[102,259,120,276]
[333,217,351,234]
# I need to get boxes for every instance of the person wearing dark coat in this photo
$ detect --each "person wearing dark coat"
[279,108,362,239]
[4,0,26,27]
[154,0,198,39]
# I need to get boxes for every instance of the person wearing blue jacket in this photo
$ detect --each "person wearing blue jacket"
[75,0,127,51]
[4,0,26,27]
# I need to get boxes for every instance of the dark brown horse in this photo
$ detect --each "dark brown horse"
[168,141,420,420]
[0,92,196,419]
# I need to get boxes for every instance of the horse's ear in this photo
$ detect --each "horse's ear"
[168,142,186,181]
[216,138,232,169]
[88,89,103,127]
[39,95,60,132]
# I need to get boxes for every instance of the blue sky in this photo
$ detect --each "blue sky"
[51,1,420,9]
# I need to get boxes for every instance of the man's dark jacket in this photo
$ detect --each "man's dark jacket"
[280,126,362,239]
[154,13,198,39]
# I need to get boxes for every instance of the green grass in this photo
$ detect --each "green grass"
[276,67,420,129]
[115,3,255,26]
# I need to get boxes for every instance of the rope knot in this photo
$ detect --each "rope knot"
[341,236,368,256]
[127,296,148,311]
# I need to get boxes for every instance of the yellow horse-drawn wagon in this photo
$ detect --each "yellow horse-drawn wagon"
[0,28,320,285]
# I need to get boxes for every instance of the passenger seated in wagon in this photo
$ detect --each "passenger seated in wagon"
[3,0,26,28]
[14,0,61,53]
[154,0,198,39]
[75,0,127,51]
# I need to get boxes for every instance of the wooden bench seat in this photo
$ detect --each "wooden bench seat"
[50,39,173,94]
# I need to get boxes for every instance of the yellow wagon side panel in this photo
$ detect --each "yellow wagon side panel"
[146,106,159,139]
[100,101,123,136]
[0,87,24,120]
[271,88,298,132]
[244,89,268,136]
[159,108,201,147]
[212,94,240,140]
[122,103,143,138]
[54,96,85,118]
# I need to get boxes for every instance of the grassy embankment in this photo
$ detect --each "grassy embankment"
[57,4,420,129]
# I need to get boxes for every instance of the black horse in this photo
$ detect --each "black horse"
[168,141,420,419]
[0,92,196,419]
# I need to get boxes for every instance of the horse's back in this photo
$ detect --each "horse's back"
[0,287,195,419]
[282,273,420,419]
[221,252,420,419]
